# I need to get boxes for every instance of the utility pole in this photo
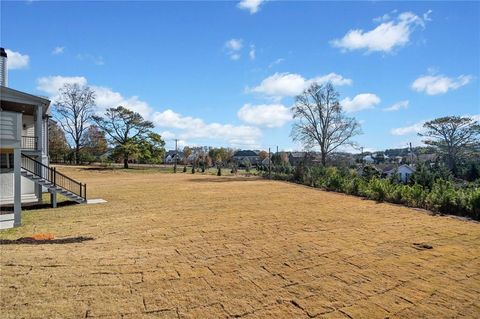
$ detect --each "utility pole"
[360,146,364,169]
[409,142,414,164]
[174,139,178,173]
[268,147,271,179]
[276,145,279,165]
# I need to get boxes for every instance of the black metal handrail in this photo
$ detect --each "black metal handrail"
[21,154,87,200]
[21,136,38,150]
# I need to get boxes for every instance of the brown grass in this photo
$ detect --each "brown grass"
[1,166,479,318]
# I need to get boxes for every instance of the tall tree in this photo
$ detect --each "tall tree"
[55,83,95,164]
[183,146,192,164]
[137,132,166,164]
[258,150,268,160]
[291,82,362,166]
[92,106,154,168]
[81,125,108,162]
[48,120,69,163]
[419,116,480,174]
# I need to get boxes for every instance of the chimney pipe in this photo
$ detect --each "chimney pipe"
[0,48,7,87]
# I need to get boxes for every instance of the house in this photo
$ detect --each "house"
[384,164,416,183]
[0,48,87,229]
[288,152,324,166]
[164,150,183,164]
[363,155,375,164]
[233,150,261,166]
[261,157,272,166]
[288,152,308,166]
[418,153,438,163]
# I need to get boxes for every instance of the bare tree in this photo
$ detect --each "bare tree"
[92,106,154,168]
[419,116,480,174]
[55,83,95,164]
[291,82,361,166]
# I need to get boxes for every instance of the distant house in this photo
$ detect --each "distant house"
[363,155,375,164]
[384,164,416,183]
[233,150,261,166]
[261,157,272,166]
[418,153,438,163]
[288,152,323,166]
[165,150,183,164]
[288,152,307,166]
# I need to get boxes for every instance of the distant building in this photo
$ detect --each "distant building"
[262,157,272,166]
[288,152,308,166]
[165,150,183,164]
[363,155,375,164]
[384,164,416,183]
[233,150,261,166]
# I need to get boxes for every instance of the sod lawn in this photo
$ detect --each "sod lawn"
[1,166,479,318]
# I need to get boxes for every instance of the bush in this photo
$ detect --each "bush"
[266,163,479,220]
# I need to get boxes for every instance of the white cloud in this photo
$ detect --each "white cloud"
[268,58,285,68]
[37,76,88,95]
[237,0,264,14]
[391,121,425,136]
[249,45,256,60]
[76,53,105,66]
[411,74,473,95]
[5,49,30,70]
[331,11,429,53]
[383,100,409,112]
[37,75,263,147]
[37,75,152,117]
[224,38,243,60]
[52,46,65,55]
[152,109,262,147]
[341,93,380,113]
[237,103,291,128]
[392,114,479,136]
[225,39,243,51]
[249,72,352,98]
[159,130,176,140]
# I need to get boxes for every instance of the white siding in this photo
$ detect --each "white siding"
[22,115,35,137]
[0,111,20,141]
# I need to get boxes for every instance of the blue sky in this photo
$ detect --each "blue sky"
[2,0,479,152]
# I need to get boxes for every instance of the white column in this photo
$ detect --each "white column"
[13,148,21,227]
[35,105,43,154]
[35,105,43,201]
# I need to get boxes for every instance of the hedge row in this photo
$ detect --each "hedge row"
[260,165,480,220]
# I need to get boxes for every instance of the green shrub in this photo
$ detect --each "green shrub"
[267,163,479,220]
[367,178,392,201]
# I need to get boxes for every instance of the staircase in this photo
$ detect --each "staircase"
[21,154,87,204]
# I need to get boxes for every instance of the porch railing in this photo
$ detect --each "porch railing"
[21,136,38,150]
[21,154,87,201]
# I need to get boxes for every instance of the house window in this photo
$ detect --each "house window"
[0,153,14,172]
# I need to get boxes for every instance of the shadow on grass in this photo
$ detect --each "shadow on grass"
[80,167,116,171]
[0,201,78,212]
[187,176,262,183]
[0,236,94,245]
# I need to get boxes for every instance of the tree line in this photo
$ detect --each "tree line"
[49,83,165,168]
[259,81,480,219]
